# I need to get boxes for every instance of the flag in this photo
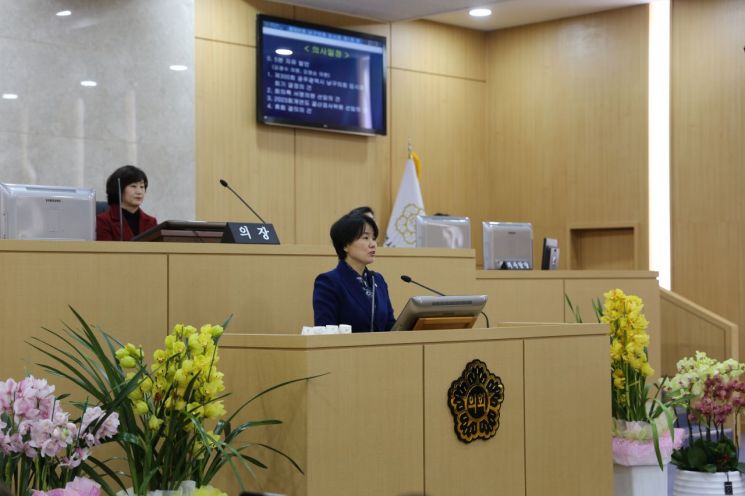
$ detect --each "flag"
[385,152,425,247]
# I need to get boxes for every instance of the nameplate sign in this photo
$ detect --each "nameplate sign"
[222,223,280,244]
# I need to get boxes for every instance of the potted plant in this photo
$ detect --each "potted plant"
[568,289,681,495]
[666,351,745,495]
[29,308,314,496]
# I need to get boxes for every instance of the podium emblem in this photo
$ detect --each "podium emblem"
[447,359,504,443]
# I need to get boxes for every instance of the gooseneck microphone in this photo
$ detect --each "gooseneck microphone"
[400,274,491,328]
[369,270,376,332]
[219,178,267,224]
[400,274,446,296]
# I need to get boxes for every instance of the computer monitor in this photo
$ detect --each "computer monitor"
[541,237,560,270]
[482,222,533,270]
[0,182,95,241]
[391,295,487,331]
[415,216,471,249]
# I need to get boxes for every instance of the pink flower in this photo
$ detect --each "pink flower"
[80,407,119,446]
[66,476,101,496]
[31,477,101,496]
[0,378,17,412]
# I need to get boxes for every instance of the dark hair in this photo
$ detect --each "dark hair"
[348,206,374,219]
[105,165,149,205]
[330,213,379,259]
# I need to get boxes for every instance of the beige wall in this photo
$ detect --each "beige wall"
[195,1,649,270]
[671,0,745,358]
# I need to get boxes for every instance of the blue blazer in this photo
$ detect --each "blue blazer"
[313,261,396,332]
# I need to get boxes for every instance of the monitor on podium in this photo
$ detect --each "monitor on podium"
[391,295,488,331]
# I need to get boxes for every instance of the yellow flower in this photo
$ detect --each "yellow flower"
[641,362,654,377]
[148,416,164,430]
[203,401,226,420]
[119,356,137,369]
[134,400,149,415]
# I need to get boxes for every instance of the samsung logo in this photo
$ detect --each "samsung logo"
[45,199,62,203]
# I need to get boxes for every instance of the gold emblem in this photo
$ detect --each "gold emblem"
[394,203,424,245]
[447,359,505,443]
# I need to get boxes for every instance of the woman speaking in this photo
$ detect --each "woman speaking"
[313,212,395,332]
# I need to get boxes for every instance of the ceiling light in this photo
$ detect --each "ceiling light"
[469,8,492,17]
[169,65,188,71]
[80,80,97,87]
[2,94,19,100]
[275,48,293,56]
[56,10,72,16]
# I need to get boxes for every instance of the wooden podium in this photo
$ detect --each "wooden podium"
[213,323,612,496]
[132,220,226,242]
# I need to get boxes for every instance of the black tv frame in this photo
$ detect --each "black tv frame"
[256,14,387,136]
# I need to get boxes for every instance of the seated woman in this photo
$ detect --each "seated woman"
[313,212,395,332]
[96,165,157,241]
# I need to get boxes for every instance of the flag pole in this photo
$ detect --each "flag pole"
[407,138,412,159]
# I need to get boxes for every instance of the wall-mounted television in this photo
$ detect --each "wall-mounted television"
[415,215,471,249]
[256,15,387,136]
[482,222,533,270]
[0,182,95,240]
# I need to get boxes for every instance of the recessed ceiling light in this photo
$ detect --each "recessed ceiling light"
[169,65,188,71]
[2,94,19,100]
[275,48,293,56]
[469,8,492,17]
[80,80,97,87]
[56,10,72,16]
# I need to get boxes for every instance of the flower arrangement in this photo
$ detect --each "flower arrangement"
[566,289,679,469]
[30,308,308,496]
[665,351,745,473]
[0,376,119,496]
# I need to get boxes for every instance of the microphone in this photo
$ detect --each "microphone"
[219,178,267,224]
[400,274,445,296]
[117,177,124,241]
[400,274,491,328]
[368,270,376,332]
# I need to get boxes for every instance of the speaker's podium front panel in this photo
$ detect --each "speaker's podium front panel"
[215,324,611,496]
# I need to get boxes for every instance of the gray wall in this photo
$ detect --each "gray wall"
[0,0,195,221]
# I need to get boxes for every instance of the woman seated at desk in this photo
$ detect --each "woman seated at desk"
[96,165,157,241]
[313,212,395,332]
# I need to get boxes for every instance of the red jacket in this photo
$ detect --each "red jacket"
[96,205,158,241]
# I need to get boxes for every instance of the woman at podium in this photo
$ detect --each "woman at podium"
[96,165,158,241]
[313,212,395,332]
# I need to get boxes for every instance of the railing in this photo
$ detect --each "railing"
[660,288,739,377]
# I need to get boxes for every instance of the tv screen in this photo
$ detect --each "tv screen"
[256,15,387,136]
[0,183,95,241]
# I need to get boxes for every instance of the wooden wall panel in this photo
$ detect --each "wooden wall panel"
[390,20,486,80]
[196,38,296,241]
[671,0,745,359]
[0,251,167,382]
[484,6,649,270]
[525,335,612,495]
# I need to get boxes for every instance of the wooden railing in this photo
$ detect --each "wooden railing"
[660,288,739,377]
